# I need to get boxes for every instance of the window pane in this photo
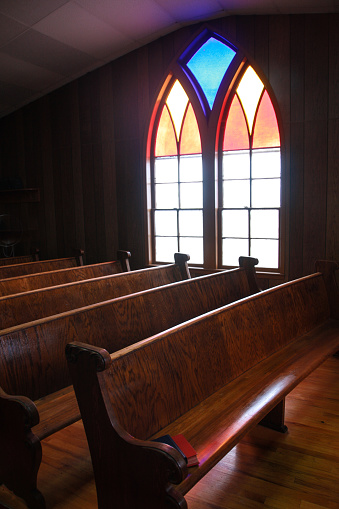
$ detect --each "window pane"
[179,210,203,237]
[180,155,202,182]
[252,179,280,208]
[222,209,248,238]
[155,183,178,209]
[223,150,250,179]
[180,237,204,264]
[251,209,279,239]
[180,182,203,208]
[252,149,281,178]
[166,80,188,140]
[155,210,177,236]
[155,236,178,263]
[155,157,178,183]
[223,180,250,208]
[251,239,279,269]
[236,67,264,135]
[222,238,248,266]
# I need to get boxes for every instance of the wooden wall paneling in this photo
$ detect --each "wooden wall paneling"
[254,16,269,77]
[112,52,144,268]
[235,16,255,59]
[37,97,56,258]
[69,81,86,260]
[219,16,238,47]
[302,15,329,274]
[97,65,119,262]
[288,15,305,279]
[326,15,339,266]
[78,73,100,264]
[268,16,291,279]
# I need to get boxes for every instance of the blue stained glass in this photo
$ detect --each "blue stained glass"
[187,37,236,109]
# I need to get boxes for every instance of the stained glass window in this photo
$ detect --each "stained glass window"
[153,80,203,264]
[221,66,281,269]
[148,31,282,272]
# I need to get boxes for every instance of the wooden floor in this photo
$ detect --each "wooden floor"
[1,356,338,509]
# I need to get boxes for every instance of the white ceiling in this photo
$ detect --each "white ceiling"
[0,0,337,119]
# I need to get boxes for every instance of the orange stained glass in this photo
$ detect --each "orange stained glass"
[223,94,250,151]
[253,90,280,148]
[180,103,202,155]
[155,105,177,157]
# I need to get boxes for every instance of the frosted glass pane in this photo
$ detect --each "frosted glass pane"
[155,157,178,183]
[223,180,250,208]
[252,149,281,178]
[222,238,248,266]
[222,209,248,238]
[251,209,279,239]
[180,238,203,264]
[155,183,178,209]
[180,182,203,208]
[179,210,203,237]
[223,150,250,179]
[155,237,178,263]
[155,210,177,236]
[180,155,202,182]
[251,239,279,269]
[252,179,280,208]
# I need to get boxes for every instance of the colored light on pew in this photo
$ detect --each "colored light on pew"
[155,105,177,157]
[223,94,250,151]
[236,66,264,135]
[186,37,236,109]
[253,90,280,148]
[180,103,202,155]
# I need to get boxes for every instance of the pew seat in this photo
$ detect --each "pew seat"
[66,260,339,509]
[0,257,259,509]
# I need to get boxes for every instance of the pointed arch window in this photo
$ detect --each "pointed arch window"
[153,80,203,264]
[147,30,283,273]
[221,67,281,269]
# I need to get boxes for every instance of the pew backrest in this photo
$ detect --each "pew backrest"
[76,269,336,441]
[0,249,84,280]
[0,250,131,296]
[0,248,39,266]
[0,252,191,329]
[0,258,259,401]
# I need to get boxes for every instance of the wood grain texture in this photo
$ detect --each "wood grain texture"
[0,255,193,330]
[0,259,257,508]
[0,254,83,280]
[66,267,339,508]
[0,258,127,297]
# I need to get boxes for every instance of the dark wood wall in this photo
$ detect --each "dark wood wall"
[0,13,338,277]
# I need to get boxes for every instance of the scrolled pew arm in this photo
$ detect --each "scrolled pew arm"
[0,388,45,509]
[66,342,188,509]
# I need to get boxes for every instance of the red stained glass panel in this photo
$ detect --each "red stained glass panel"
[223,94,249,151]
[253,90,280,148]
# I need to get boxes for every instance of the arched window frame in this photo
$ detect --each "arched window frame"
[146,28,285,275]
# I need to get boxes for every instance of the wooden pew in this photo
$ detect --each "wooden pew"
[0,250,131,296]
[0,257,260,509]
[0,252,191,329]
[0,249,84,280]
[66,260,339,509]
[0,248,39,266]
